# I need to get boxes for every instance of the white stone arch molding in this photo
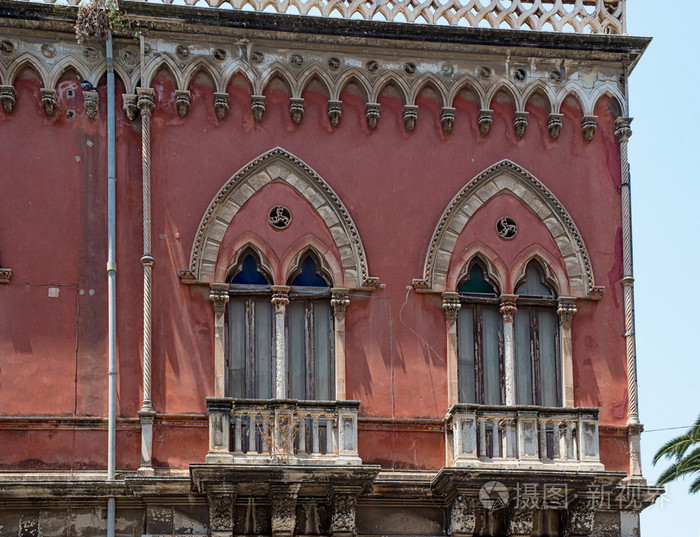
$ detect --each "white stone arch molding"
[179,147,379,290]
[412,160,604,299]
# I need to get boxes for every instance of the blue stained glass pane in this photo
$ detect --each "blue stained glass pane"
[290,255,329,287]
[231,254,270,285]
[459,264,496,294]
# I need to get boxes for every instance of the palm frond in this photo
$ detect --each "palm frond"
[690,474,700,494]
[653,431,694,464]
[656,460,681,486]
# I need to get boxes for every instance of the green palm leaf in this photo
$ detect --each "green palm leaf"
[654,415,700,494]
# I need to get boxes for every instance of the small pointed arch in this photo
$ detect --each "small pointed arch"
[593,82,627,117]
[47,56,91,89]
[457,256,501,296]
[446,75,486,109]
[332,68,371,101]
[216,232,280,283]
[554,81,593,116]
[297,64,334,98]
[514,258,558,297]
[227,245,274,285]
[286,247,334,288]
[408,73,448,107]
[280,234,344,287]
[414,160,600,299]
[88,59,132,93]
[142,55,185,89]
[370,71,410,104]
[485,79,523,111]
[509,245,569,296]
[447,242,506,293]
[222,62,257,93]
[8,53,49,87]
[183,57,225,92]
[522,81,556,113]
[256,63,296,96]
[183,148,377,289]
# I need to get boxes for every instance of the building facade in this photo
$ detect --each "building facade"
[0,0,661,535]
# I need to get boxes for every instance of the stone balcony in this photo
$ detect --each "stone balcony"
[205,398,361,466]
[446,404,604,471]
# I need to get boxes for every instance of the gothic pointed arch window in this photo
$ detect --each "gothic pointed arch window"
[457,261,503,405]
[286,252,334,401]
[514,261,560,407]
[226,249,274,399]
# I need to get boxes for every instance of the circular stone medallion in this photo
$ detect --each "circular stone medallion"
[268,206,291,230]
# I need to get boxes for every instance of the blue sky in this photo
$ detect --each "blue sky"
[628,1,699,534]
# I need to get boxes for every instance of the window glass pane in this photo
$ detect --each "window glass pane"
[288,301,307,399]
[457,307,475,403]
[514,310,533,405]
[228,299,246,398]
[515,263,552,297]
[254,299,273,399]
[538,310,558,407]
[459,263,496,294]
[313,301,333,401]
[482,307,501,405]
[231,253,270,285]
[290,255,329,287]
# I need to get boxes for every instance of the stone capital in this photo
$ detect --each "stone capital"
[331,288,351,317]
[448,495,477,537]
[441,291,461,320]
[270,483,300,537]
[209,282,230,314]
[557,297,577,325]
[615,117,633,143]
[499,294,518,321]
[136,87,156,115]
[271,285,290,312]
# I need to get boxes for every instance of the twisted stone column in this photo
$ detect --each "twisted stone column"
[500,295,518,406]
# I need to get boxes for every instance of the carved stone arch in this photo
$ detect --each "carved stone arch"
[457,253,504,295]
[222,62,257,93]
[87,58,132,93]
[8,53,49,86]
[183,57,225,93]
[511,250,563,297]
[413,160,601,299]
[592,82,627,117]
[446,74,486,108]
[256,63,296,96]
[447,242,506,292]
[522,80,556,112]
[332,68,372,101]
[408,72,449,107]
[181,148,378,290]
[370,71,411,104]
[297,64,334,98]
[142,55,185,89]
[47,56,91,89]
[554,81,593,116]
[221,236,278,284]
[284,243,336,287]
[485,79,523,110]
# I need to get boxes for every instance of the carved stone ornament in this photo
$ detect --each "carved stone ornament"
[441,107,456,135]
[564,500,594,537]
[41,88,57,116]
[500,295,518,322]
[581,115,597,142]
[615,117,633,143]
[513,111,529,139]
[403,104,418,132]
[507,508,534,536]
[122,94,138,121]
[548,113,563,140]
[175,90,191,118]
[449,495,478,536]
[137,88,156,116]
[365,103,380,130]
[331,290,350,318]
[270,485,300,537]
[208,492,234,532]
[557,297,577,325]
[272,288,290,313]
[328,100,342,127]
[209,282,230,314]
[496,216,517,239]
[478,109,493,136]
[0,268,12,283]
[0,85,15,113]
[251,95,266,124]
[331,492,358,535]
[290,97,304,125]
[268,205,292,229]
[214,92,229,120]
[83,90,98,119]
[441,292,461,320]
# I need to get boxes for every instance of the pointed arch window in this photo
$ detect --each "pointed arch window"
[514,261,560,407]
[287,252,334,401]
[457,262,503,405]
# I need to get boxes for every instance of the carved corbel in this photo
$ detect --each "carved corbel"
[564,500,594,537]
[513,111,528,139]
[548,113,563,140]
[41,88,57,116]
[328,100,342,127]
[365,102,380,130]
[270,484,301,537]
[0,85,16,113]
[0,268,12,283]
[507,508,533,537]
[441,107,455,135]
[478,109,493,136]
[290,97,304,125]
[448,495,478,537]
[582,115,597,142]
[214,92,229,120]
[557,297,577,326]
[615,117,633,143]
[208,490,235,537]
[331,289,350,318]
[251,95,266,123]
[122,94,138,121]
[83,90,98,119]
[175,90,191,118]
[403,104,418,132]
[441,291,461,320]
[331,491,359,537]
[210,282,230,314]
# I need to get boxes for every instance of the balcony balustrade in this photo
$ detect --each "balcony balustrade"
[206,398,361,466]
[446,404,604,471]
[24,0,625,35]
